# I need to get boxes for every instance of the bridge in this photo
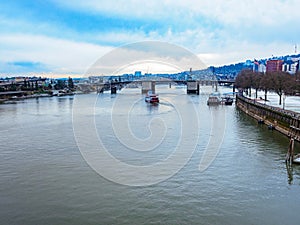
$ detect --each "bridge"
[76,78,235,95]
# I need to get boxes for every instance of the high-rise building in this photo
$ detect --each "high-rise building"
[134,71,142,77]
[266,60,283,72]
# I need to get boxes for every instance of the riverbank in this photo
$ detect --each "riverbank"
[0,90,75,104]
[236,95,300,142]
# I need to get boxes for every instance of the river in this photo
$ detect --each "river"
[1,85,300,225]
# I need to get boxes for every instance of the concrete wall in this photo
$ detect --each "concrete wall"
[236,95,300,141]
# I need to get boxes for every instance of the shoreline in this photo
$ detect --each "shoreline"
[0,91,75,104]
[236,95,300,142]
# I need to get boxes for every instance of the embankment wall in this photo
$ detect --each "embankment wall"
[236,95,300,141]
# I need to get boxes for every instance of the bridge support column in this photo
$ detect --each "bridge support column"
[142,81,155,94]
[111,85,117,94]
[187,80,199,95]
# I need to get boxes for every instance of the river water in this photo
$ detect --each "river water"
[1,85,300,225]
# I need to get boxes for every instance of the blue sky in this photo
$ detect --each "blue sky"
[1,0,300,75]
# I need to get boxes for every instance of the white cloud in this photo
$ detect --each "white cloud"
[85,41,206,76]
[53,0,300,27]
[0,31,296,75]
[186,0,300,27]
[92,30,149,45]
[2,0,300,74]
[198,40,296,66]
[49,0,300,62]
[0,34,112,74]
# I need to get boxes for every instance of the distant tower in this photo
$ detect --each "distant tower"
[295,44,297,54]
[189,68,192,80]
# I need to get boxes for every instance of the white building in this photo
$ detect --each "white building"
[258,64,266,73]
[282,62,298,74]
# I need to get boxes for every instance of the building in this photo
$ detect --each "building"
[266,59,283,72]
[252,60,266,73]
[282,57,299,74]
[134,71,142,77]
[282,62,298,74]
[245,60,252,66]
[258,64,266,73]
[253,61,259,72]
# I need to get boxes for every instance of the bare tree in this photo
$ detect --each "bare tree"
[235,72,246,90]
[260,73,272,101]
[235,69,254,96]
[235,70,297,104]
[236,69,263,98]
[268,71,292,105]
[252,72,262,99]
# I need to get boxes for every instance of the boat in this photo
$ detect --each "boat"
[221,96,234,105]
[207,92,221,106]
[145,91,159,103]
[57,89,74,97]
[293,155,300,164]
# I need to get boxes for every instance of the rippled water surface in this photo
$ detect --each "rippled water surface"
[1,86,300,225]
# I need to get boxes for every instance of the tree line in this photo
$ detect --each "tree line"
[235,70,300,105]
[0,77,75,93]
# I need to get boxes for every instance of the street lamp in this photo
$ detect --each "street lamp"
[283,93,286,110]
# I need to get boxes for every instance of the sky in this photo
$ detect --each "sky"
[1,0,300,76]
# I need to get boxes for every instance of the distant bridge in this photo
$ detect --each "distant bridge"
[76,79,235,94]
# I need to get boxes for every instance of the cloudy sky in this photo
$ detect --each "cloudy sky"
[1,0,300,75]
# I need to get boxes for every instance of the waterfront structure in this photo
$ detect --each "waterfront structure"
[236,95,300,142]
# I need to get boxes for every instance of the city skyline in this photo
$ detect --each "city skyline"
[1,0,300,75]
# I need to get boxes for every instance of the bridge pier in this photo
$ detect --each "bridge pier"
[142,81,155,94]
[111,85,117,94]
[214,81,218,92]
[187,80,199,95]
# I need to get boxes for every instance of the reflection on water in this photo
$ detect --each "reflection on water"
[0,86,300,225]
[286,163,294,185]
[146,102,159,114]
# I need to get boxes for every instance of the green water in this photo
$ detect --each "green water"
[1,86,300,225]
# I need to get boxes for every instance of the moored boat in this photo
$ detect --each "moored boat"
[221,96,234,105]
[293,154,300,164]
[207,92,221,106]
